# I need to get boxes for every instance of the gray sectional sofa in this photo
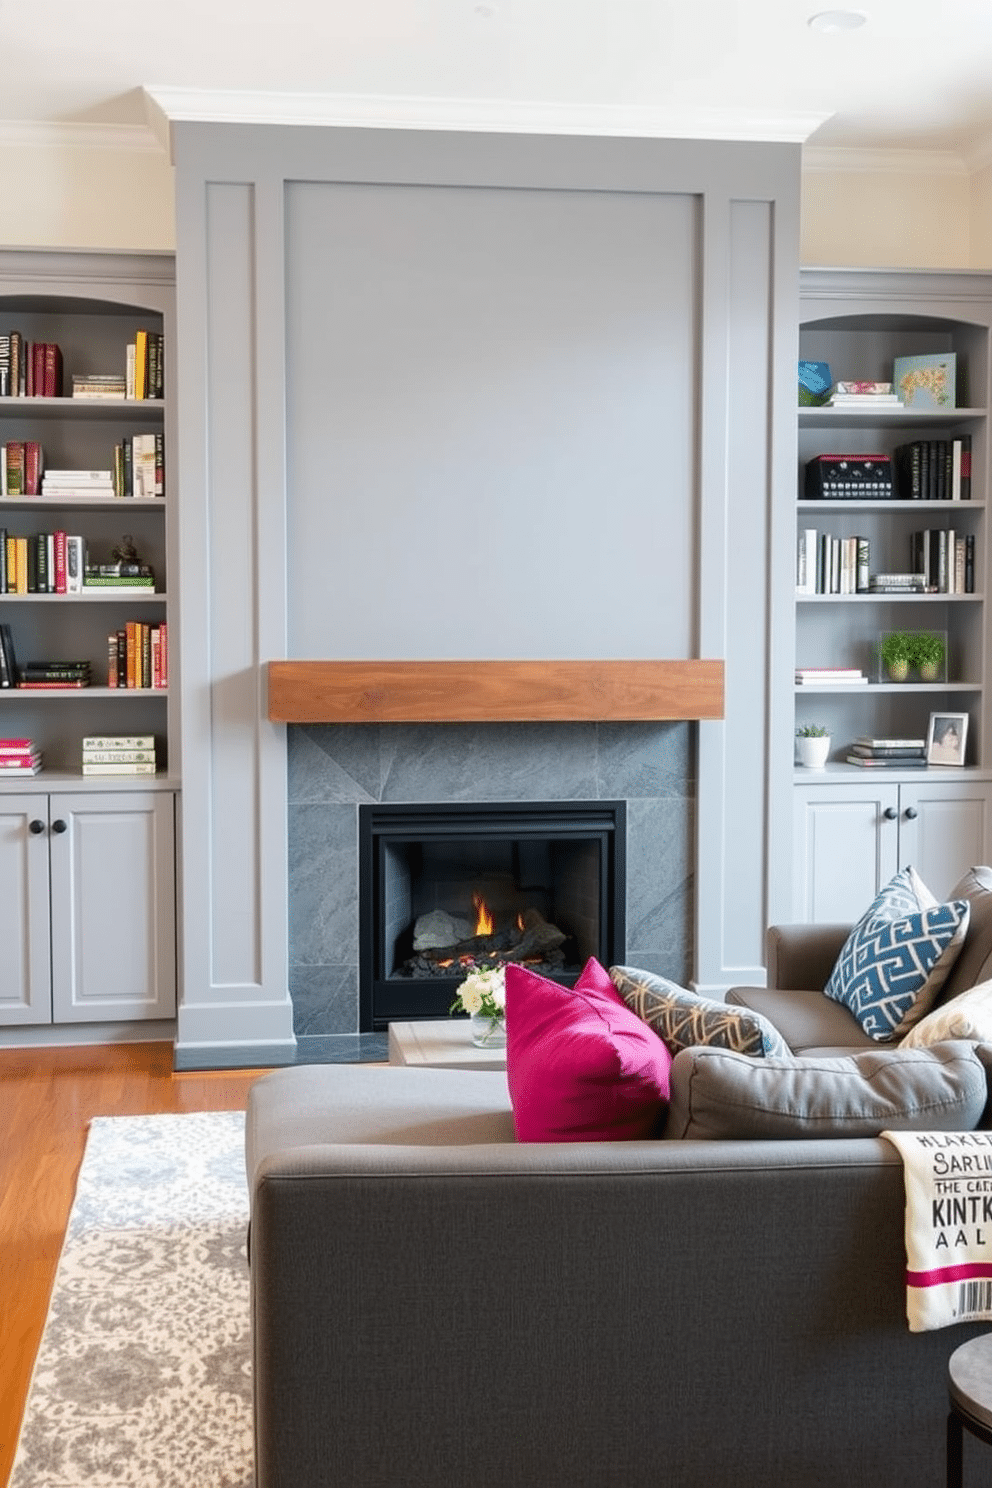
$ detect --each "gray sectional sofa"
[246,866,992,1488]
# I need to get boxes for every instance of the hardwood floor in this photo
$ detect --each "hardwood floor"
[0,1041,271,1488]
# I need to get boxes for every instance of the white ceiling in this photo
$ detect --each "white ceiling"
[6,0,992,165]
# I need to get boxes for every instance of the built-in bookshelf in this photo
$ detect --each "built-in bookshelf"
[791,269,992,917]
[0,252,178,1033]
[0,252,176,785]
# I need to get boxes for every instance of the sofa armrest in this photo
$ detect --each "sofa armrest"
[766,922,851,991]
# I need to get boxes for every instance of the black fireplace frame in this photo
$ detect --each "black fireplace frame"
[358,800,626,1031]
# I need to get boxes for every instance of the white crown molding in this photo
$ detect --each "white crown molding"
[142,85,828,150]
[803,143,968,177]
[0,119,165,155]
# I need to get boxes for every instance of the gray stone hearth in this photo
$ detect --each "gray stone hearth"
[287,720,694,1037]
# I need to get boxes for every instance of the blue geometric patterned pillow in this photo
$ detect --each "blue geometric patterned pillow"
[824,867,970,1042]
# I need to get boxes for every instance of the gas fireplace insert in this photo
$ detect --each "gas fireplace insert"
[358,800,626,1029]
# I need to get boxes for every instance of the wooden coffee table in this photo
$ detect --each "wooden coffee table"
[387,1019,507,1071]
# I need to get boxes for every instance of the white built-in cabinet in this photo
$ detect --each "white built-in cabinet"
[0,251,178,1035]
[792,269,992,920]
[0,790,176,1024]
[793,776,992,921]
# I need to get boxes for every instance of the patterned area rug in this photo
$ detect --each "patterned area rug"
[10,1111,252,1488]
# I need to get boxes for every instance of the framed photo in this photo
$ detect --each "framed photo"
[926,712,968,767]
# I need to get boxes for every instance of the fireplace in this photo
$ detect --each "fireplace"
[359,800,626,1029]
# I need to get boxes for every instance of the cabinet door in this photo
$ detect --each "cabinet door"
[898,779,992,901]
[793,782,901,922]
[0,794,52,1024]
[49,791,176,1022]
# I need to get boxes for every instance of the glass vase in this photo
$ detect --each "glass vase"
[470,1013,507,1048]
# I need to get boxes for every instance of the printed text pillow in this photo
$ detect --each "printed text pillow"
[824,867,970,1042]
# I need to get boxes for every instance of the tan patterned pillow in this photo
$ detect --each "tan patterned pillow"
[609,965,790,1058]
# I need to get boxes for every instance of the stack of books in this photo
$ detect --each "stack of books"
[41,468,115,498]
[869,572,929,594]
[795,667,868,686]
[846,737,928,768]
[18,659,91,689]
[0,736,41,775]
[82,734,156,777]
[82,563,155,593]
[826,381,902,408]
[71,373,126,400]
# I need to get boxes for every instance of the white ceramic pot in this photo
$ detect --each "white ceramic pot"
[796,734,831,768]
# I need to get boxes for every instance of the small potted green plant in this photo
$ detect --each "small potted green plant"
[796,723,831,768]
[880,631,913,682]
[909,631,946,683]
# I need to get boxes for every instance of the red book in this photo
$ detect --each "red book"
[0,742,37,755]
[53,530,67,594]
[157,621,168,689]
[16,680,89,689]
[30,341,44,397]
[43,343,63,398]
[24,440,42,495]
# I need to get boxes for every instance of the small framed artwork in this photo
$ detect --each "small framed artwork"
[926,712,968,767]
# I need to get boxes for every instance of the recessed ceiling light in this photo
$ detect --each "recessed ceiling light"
[808,9,868,31]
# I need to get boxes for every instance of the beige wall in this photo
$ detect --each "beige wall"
[801,153,975,269]
[0,131,175,252]
[0,129,988,274]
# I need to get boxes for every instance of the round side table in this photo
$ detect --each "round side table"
[948,1333,992,1488]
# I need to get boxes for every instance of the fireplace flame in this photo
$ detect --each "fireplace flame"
[473,893,494,937]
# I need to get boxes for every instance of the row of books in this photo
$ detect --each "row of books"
[108,623,168,690]
[72,333,165,402]
[1,441,164,499]
[0,330,163,402]
[796,529,975,595]
[0,621,166,689]
[892,439,972,502]
[0,528,156,593]
[802,439,972,502]
[0,338,62,399]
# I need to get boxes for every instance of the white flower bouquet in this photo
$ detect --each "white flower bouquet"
[450,963,506,1022]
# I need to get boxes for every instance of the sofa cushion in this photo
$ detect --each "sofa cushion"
[823,867,970,1041]
[935,866,992,1006]
[901,978,992,1048]
[505,958,672,1142]
[665,1041,988,1140]
[610,965,790,1057]
[727,985,877,1054]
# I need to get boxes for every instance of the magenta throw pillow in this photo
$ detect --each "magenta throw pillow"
[505,957,673,1142]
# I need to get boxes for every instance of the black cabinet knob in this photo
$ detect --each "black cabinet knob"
[51,818,67,834]
[904,806,919,820]
[29,818,45,834]
[883,806,898,820]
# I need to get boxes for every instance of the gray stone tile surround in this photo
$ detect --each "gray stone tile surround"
[287,721,694,1036]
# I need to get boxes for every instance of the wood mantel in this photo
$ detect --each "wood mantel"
[266,659,724,724]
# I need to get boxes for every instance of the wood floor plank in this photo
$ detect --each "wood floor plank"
[0,1042,270,1488]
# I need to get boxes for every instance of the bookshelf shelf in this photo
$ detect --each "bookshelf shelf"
[0,396,165,420]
